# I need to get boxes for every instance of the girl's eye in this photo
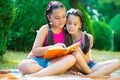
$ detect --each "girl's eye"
[55,17,60,19]
[74,23,79,26]
[74,24,77,26]
[54,16,60,19]
[62,15,66,18]
[67,22,71,25]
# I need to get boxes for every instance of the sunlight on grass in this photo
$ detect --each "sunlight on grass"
[0,49,120,75]
[0,50,28,69]
[91,49,120,62]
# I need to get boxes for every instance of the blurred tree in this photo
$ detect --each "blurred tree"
[70,0,78,8]
[8,0,49,51]
[0,0,15,60]
[59,0,71,9]
[96,0,120,23]
[7,0,71,51]
[78,0,120,23]
[92,20,113,50]
[109,14,120,51]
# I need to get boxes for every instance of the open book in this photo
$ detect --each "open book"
[43,42,80,59]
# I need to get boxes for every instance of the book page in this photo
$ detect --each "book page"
[43,42,80,59]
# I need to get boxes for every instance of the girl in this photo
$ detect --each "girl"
[66,8,120,76]
[18,1,75,77]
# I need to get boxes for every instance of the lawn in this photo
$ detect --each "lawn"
[0,49,120,75]
[0,51,28,69]
[91,49,120,62]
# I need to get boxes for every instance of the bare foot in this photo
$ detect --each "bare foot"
[67,71,84,76]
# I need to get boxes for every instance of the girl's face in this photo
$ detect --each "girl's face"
[48,8,66,29]
[66,14,82,35]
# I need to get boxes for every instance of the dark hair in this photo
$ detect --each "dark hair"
[82,34,90,54]
[67,8,84,31]
[46,1,72,46]
[67,8,90,54]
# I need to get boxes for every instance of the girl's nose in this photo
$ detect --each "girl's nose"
[69,25,73,28]
[59,18,63,22]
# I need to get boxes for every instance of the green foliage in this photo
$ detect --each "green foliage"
[79,0,120,23]
[7,0,71,51]
[0,0,15,59]
[97,0,119,23]
[77,3,94,35]
[8,0,49,51]
[109,14,120,51]
[92,20,113,50]
[58,0,71,10]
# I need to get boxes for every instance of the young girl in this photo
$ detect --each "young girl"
[66,8,120,76]
[18,1,75,77]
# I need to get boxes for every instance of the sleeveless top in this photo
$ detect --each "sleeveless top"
[75,33,84,49]
[28,29,65,58]
[43,29,65,46]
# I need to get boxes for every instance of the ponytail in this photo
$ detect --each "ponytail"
[64,28,73,47]
[48,28,54,45]
[82,34,90,54]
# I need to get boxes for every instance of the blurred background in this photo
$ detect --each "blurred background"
[0,0,120,72]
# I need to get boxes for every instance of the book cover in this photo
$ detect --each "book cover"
[43,42,80,59]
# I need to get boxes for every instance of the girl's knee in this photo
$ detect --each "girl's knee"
[18,60,29,74]
[72,51,82,57]
[65,55,76,64]
[114,59,120,66]
[18,59,39,74]
[110,59,120,68]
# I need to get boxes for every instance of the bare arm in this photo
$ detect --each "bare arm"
[76,34,93,63]
[87,34,93,48]
[75,47,90,63]
[29,25,51,57]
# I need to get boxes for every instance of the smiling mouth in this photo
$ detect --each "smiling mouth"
[68,29,73,32]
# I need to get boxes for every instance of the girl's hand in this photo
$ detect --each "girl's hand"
[69,47,79,53]
[54,43,66,49]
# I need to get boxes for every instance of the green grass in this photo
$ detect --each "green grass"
[0,49,120,69]
[0,50,28,69]
[91,49,120,62]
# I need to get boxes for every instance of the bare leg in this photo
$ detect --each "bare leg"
[26,55,76,77]
[70,63,80,72]
[18,59,43,74]
[72,51,92,74]
[89,59,120,76]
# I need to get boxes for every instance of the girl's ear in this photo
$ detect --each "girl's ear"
[47,15,52,22]
[79,23,82,28]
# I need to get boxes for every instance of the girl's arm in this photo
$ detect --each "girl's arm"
[76,34,93,63]
[28,25,51,57]
[76,47,91,63]
[87,33,93,48]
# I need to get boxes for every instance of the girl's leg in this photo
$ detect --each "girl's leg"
[18,59,43,74]
[26,55,75,77]
[89,59,120,76]
[70,62,81,72]
[72,51,92,74]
